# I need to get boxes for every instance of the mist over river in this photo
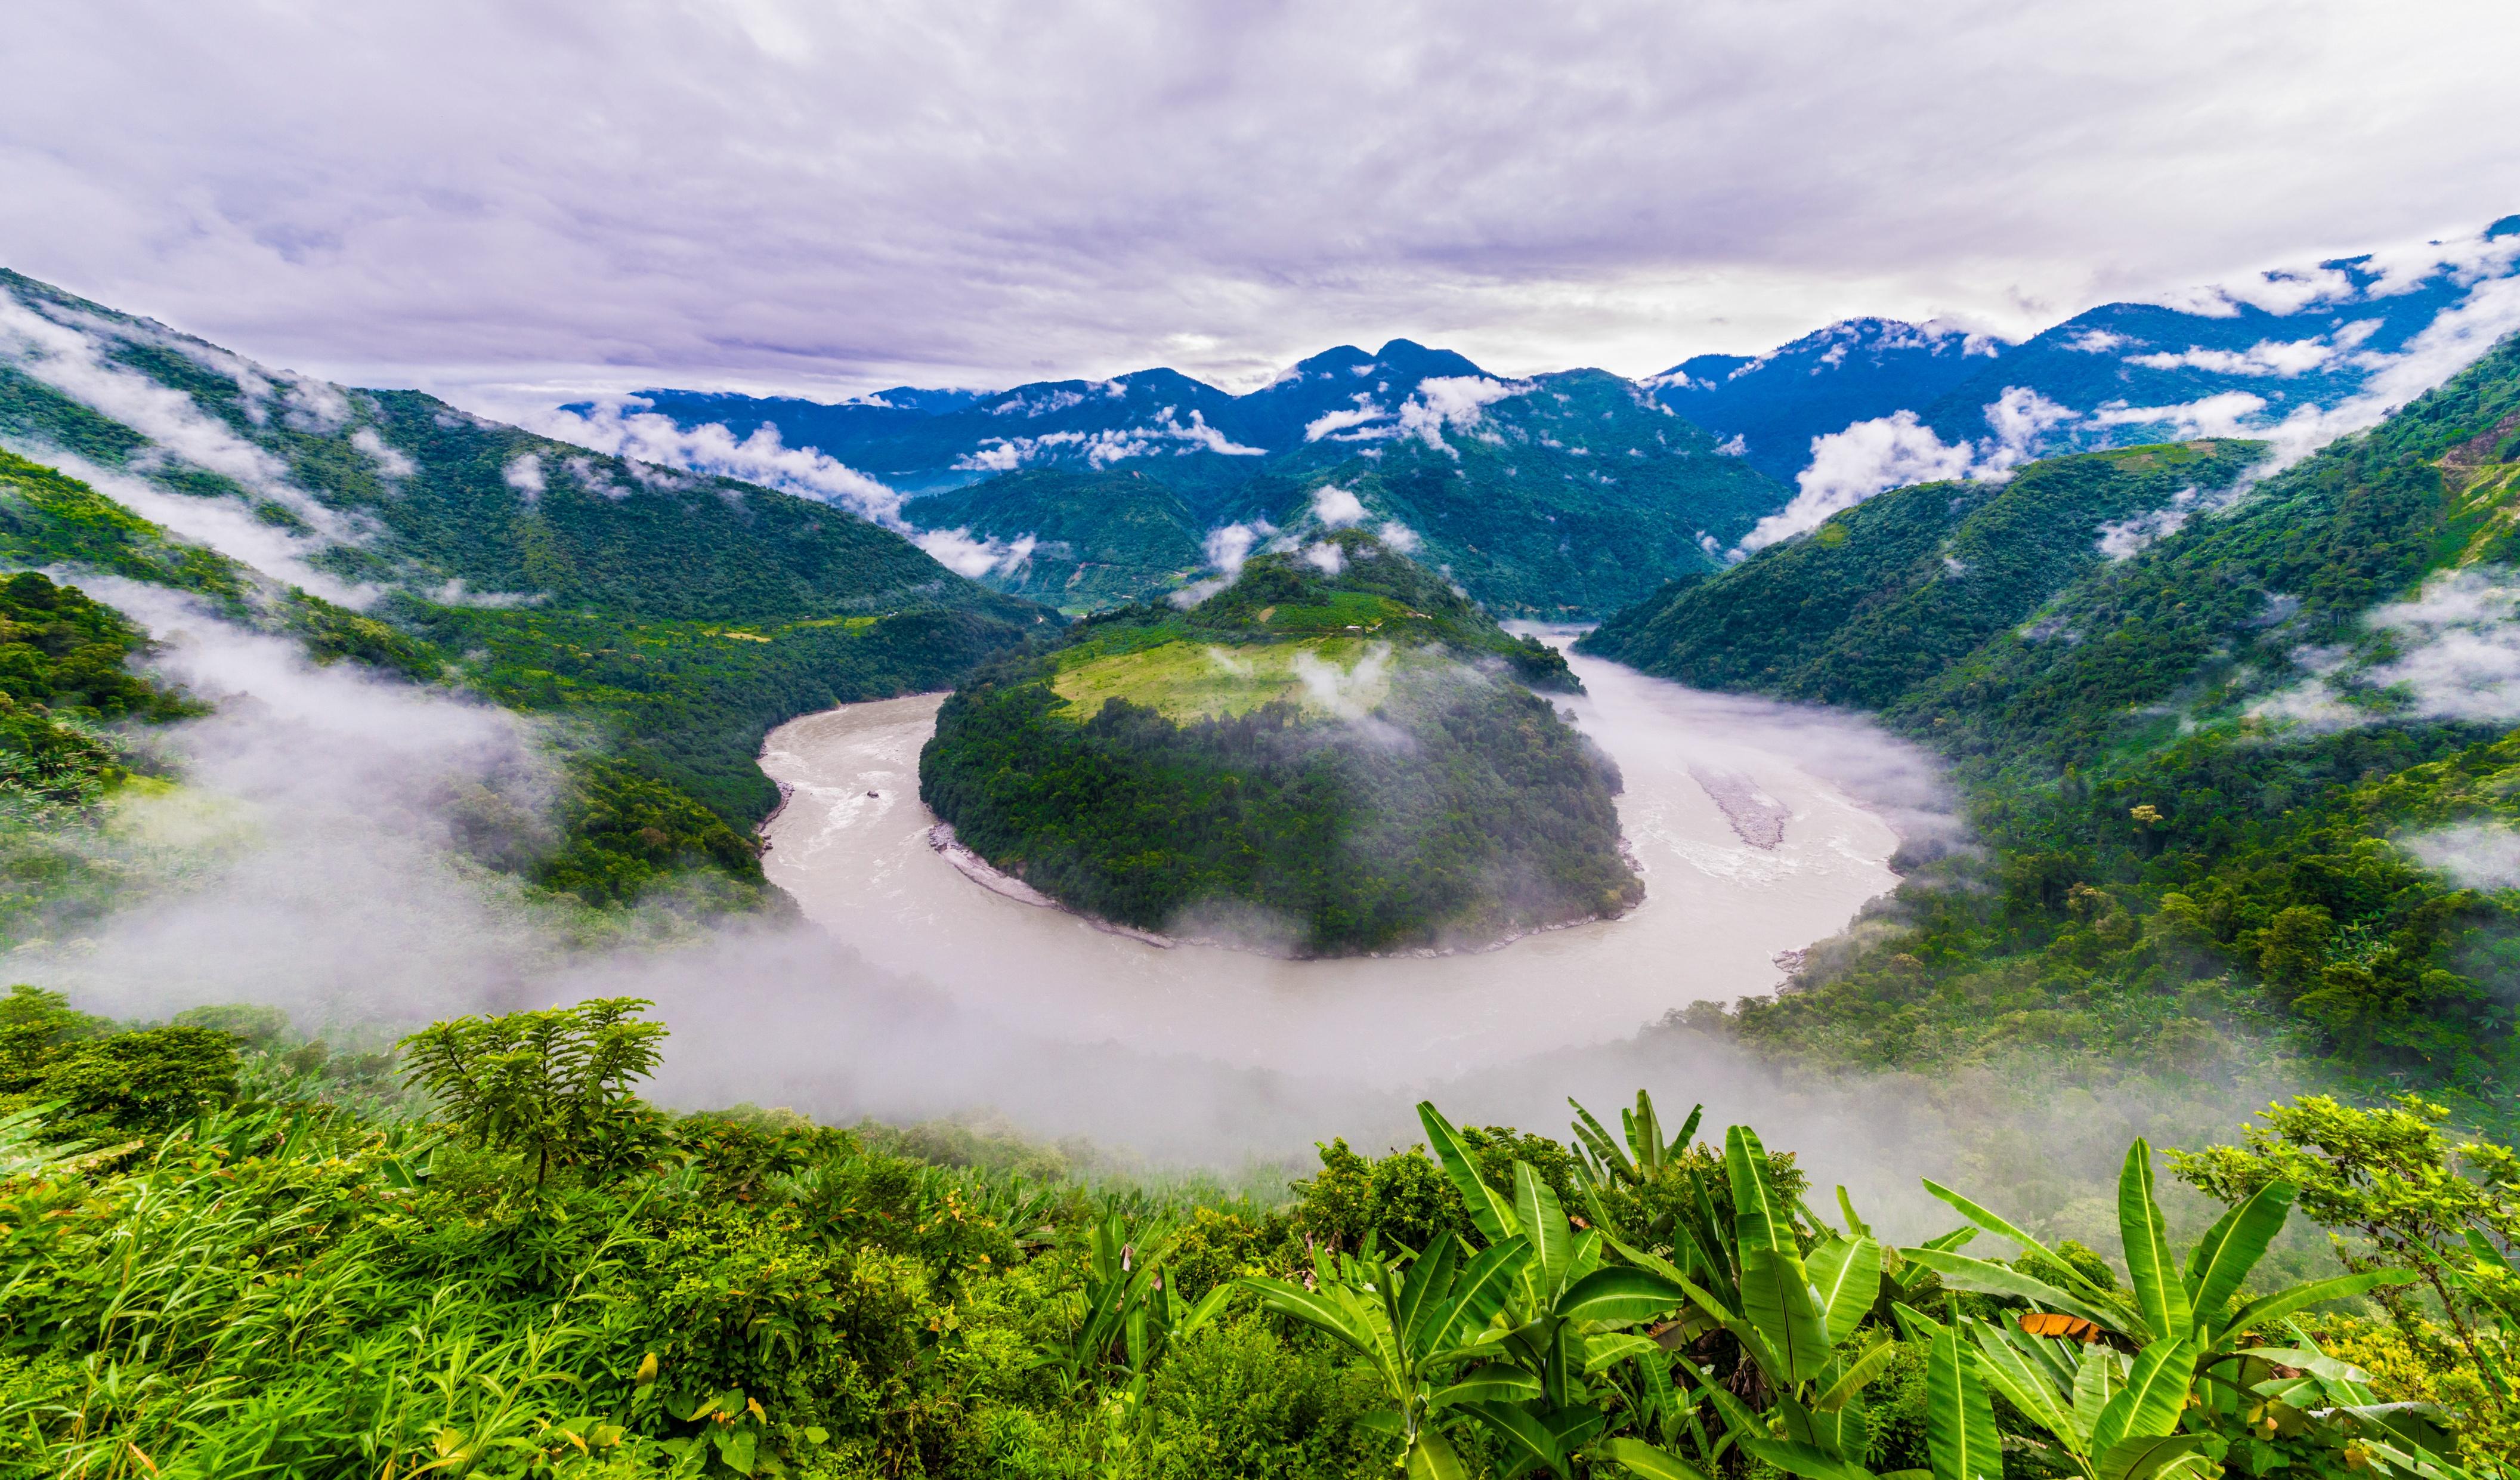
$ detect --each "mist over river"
[757,639,1944,1084]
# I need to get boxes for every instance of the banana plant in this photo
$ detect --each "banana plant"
[1571,1091,1704,1190]
[1035,1213,1229,1399]
[1241,1230,1537,1479]
[1572,1122,1904,1480]
[1897,1139,2420,1480]
[1401,1101,1737,1479]
[1569,1091,1705,1250]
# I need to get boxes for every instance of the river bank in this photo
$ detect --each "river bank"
[754,645,1941,1083]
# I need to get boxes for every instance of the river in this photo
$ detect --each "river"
[756,641,1935,1086]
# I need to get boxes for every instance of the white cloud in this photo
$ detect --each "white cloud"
[1170,518,1275,607]
[1303,401,1385,441]
[1205,520,1266,575]
[2093,485,2223,560]
[1392,376,1523,449]
[2064,328,2128,353]
[0,288,363,546]
[1311,482,1368,527]
[350,426,415,478]
[23,447,375,607]
[536,398,903,523]
[502,452,546,498]
[2245,268,2520,466]
[2086,390,2269,437]
[1713,432,1747,456]
[914,527,1037,579]
[1976,385,2076,475]
[1377,520,1421,553]
[951,408,1263,471]
[1739,411,1978,551]
[1291,641,1390,720]
[2123,320,2385,378]
[1301,540,1347,575]
[2255,569,2520,728]
[2150,265,2358,318]
[1745,384,2076,551]
[2401,822,2520,893]
[537,397,1043,580]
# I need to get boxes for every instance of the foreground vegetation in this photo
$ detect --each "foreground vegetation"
[6,996,2520,1479]
[921,530,1638,953]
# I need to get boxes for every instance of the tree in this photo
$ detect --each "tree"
[2170,1094,2520,1389]
[31,1027,239,1133]
[398,996,667,1188]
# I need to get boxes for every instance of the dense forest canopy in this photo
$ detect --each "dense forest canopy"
[920,529,1639,954]
[0,271,1053,916]
[1584,331,2520,1133]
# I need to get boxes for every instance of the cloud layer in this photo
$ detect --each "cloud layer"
[2,2,2515,406]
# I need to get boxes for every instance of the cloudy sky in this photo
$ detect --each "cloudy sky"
[6,1,2516,407]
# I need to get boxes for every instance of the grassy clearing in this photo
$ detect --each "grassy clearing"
[1050,637,1397,721]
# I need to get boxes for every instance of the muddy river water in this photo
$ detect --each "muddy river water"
[756,641,1925,1085]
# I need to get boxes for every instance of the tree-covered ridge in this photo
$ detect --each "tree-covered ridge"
[1257,369,1794,618]
[901,468,1208,613]
[1174,527,1578,685]
[629,356,1792,619]
[3,999,2516,1479]
[1600,332,2520,1123]
[920,532,1636,954]
[0,568,194,810]
[0,271,1055,907]
[1578,438,2264,706]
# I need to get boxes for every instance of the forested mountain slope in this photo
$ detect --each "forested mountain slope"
[895,468,1208,610]
[1603,331,2520,1123]
[608,347,1789,617]
[0,269,1046,911]
[1581,437,2265,704]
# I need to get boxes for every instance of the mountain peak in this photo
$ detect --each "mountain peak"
[1369,339,1488,379]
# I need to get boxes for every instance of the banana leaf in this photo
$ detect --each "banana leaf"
[1418,1101,1520,1246]
[2089,1339,2194,1456]
[2098,1433,2215,1480]
[1810,1236,1884,1348]
[1925,1327,2001,1480]
[1601,1438,1716,1480]
[1729,1125,1829,1383]
[2116,1141,2191,1343]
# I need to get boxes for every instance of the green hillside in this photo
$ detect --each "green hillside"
[0,270,1047,912]
[920,529,1638,953]
[903,468,1207,611]
[1267,369,1789,617]
[1591,331,2520,1123]
[1581,438,2264,705]
[880,366,1791,618]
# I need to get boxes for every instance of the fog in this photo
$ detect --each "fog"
[10,597,2299,1240]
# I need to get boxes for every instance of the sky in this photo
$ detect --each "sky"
[5,1,2518,408]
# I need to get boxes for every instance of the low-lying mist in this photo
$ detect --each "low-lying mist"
[16,597,2305,1243]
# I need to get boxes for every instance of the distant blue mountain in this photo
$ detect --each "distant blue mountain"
[574,218,2520,607]
[1651,220,2520,484]
[1647,319,2000,481]
[578,340,1788,616]
[590,339,1504,498]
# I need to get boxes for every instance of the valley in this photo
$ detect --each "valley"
[756,638,1912,1079]
[4,171,2520,1478]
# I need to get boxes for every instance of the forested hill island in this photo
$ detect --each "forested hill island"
[917,525,1642,955]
